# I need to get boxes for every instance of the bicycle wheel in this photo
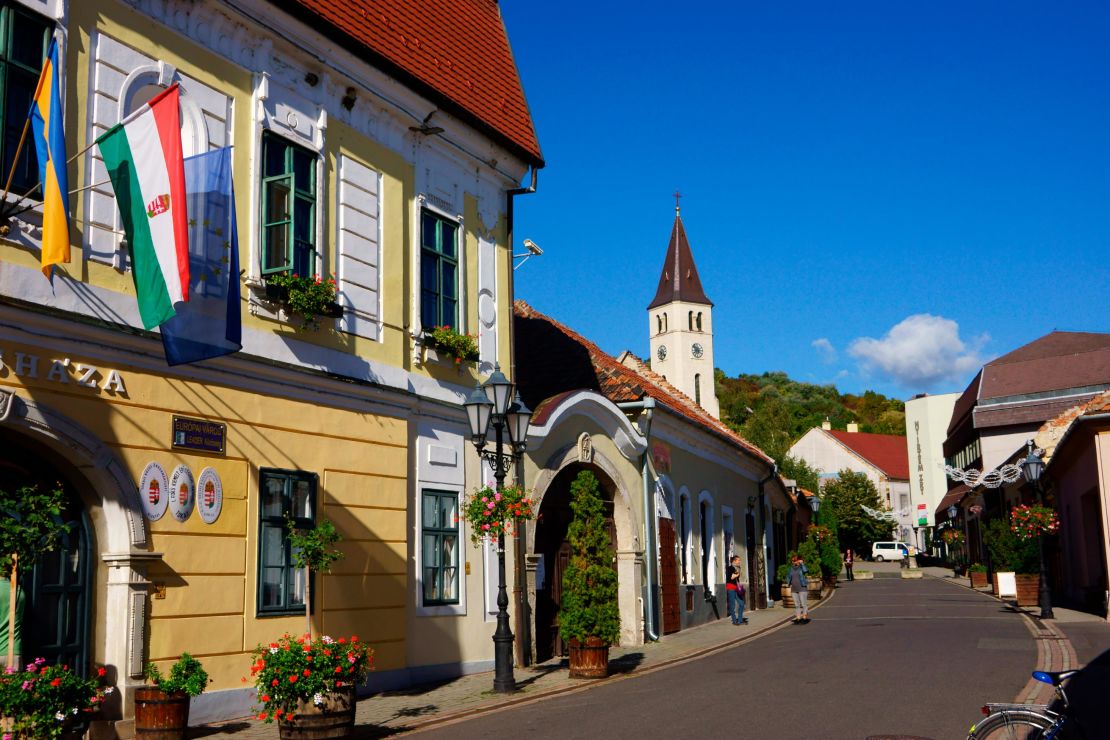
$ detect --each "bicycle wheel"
[967,709,1056,739]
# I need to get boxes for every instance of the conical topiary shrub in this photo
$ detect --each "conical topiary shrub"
[559,470,620,678]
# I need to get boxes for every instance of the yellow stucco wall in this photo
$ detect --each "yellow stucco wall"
[0,337,410,691]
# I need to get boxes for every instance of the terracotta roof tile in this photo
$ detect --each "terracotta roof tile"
[825,429,910,480]
[514,301,773,465]
[280,0,543,165]
[1036,388,1110,462]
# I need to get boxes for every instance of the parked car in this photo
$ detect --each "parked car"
[871,542,910,561]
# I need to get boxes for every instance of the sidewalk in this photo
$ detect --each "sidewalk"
[194,595,814,737]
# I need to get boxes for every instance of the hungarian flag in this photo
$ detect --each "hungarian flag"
[96,84,189,329]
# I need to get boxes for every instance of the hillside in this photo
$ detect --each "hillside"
[716,370,905,463]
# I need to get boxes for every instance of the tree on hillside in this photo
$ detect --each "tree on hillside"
[820,470,894,554]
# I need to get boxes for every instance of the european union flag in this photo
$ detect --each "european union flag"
[160,147,242,365]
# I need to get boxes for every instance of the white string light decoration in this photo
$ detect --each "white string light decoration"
[944,452,1040,489]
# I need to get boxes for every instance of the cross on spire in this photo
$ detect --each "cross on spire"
[673,189,682,214]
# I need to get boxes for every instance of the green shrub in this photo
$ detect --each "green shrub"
[146,652,209,697]
[983,518,1038,573]
[558,471,620,645]
[968,563,988,573]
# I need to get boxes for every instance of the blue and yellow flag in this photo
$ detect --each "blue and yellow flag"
[29,37,70,279]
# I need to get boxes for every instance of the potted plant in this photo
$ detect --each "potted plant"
[263,273,341,329]
[286,517,343,639]
[135,652,209,738]
[248,633,373,738]
[0,658,112,738]
[423,325,479,365]
[797,540,823,600]
[983,518,1039,605]
[941,529,966,576]
[776,560,794,608]
[461,484,535,546]
[968,563,989,588]
[809,518,842,586]
[1009,505,1059,606]
[558,471,620,678]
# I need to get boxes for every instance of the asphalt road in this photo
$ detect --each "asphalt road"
[415,574,1036,740]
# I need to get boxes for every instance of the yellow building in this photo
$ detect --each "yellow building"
[0,0,542,732]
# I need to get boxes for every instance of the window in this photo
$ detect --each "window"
[688,311,693,330]
[257,468,317,615]
[261,132,318,278]
[696,312,703,331]
[420,209,458,329]
[422,490,460,605]
[694,373,701,406]
[679,492,690,584]
[0,5,51,198]
[656,314,662,334]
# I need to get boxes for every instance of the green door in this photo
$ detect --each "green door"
[23,507,92,675]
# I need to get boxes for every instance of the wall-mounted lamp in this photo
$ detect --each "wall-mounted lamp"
[304,72,319,87]
[341,87,357,111]
[512,238,544,271]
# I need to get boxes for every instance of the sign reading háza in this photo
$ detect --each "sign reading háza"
[172,416,227,455]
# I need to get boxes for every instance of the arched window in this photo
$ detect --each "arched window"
[696,312,703,331]
[663,313,668,332]
[656,314,662,334]
[694,373,701,406]
[688,311,694,330]
[698,492,716,590]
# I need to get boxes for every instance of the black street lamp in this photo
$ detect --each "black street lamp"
[808,491,821,525]
[1020,440,1053,620]
[463,364,532,693]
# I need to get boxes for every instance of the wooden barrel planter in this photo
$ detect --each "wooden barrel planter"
[567,637,610,679]
[969,570,988,588]
[780,584,795,608]
[807,581,823,602]
[134,687,190,739]
[277,686,356,739]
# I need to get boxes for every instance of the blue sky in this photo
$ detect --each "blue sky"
[500,1,1110,399]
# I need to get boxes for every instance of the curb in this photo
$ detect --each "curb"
[396,588,838,734]
[925,573,1077,706]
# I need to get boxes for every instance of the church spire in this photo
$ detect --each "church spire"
[647,204,712,310]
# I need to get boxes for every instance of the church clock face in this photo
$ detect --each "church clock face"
[657,345,667,361]
[691,342,704,359]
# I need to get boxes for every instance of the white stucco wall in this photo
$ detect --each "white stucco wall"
[905,393,959,531]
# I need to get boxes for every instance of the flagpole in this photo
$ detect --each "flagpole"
[0,118,32,203]
[0,180,109,222]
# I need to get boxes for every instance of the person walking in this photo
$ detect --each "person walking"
[788,553,810,624]
[725,555,748,625]
[844,548,854,581]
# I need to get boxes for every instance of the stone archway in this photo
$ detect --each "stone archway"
[527,443,642,662]
[0,389,159,710]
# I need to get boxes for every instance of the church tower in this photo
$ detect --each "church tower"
[647,201,719,418]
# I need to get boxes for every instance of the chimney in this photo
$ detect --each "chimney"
[847,422,859,433]
[821,418,831,431]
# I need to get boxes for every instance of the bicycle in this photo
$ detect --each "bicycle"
[967,669,1083,739]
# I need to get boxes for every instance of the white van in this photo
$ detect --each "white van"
[871,541,910,561]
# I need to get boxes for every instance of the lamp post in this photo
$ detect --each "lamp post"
[809,492,821,525]
[463,364,532,693]
[1020,440,1053,620]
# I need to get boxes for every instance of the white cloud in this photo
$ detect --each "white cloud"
[812,337,837,363]
[848,314,988,389]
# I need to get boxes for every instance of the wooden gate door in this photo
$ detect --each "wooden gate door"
[658,518,681,634]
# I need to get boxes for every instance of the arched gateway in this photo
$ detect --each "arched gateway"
[0,389,157,714]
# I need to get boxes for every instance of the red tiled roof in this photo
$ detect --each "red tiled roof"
[514,301,773,466]
[1037,388,1110,462]
[281,0,543,166]
[647,213,712,309]
[825,430,910,480]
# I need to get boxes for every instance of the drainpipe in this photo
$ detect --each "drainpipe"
[757,464,777,608]
[616,398,659,641]
[507,167,538,668]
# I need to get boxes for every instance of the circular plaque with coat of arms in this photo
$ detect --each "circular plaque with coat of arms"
[196,467,224,524]
[139,462,169,521]
[169,464,196,523]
